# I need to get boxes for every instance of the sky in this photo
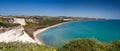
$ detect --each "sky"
[0,0,120,19]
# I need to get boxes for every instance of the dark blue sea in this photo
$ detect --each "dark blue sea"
[38,20,120,46]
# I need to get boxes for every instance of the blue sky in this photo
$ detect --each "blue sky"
[0,0,120,19]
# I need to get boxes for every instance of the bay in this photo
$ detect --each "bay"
[38,20,120,46]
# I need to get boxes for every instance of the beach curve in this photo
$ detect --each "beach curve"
[33,22,68,45]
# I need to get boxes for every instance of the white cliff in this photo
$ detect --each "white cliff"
[0,26,36,43]
[13,18,26,25]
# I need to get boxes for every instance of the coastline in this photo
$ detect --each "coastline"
[33,22,69,45]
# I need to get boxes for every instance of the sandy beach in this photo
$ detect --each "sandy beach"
[33,22,68,45]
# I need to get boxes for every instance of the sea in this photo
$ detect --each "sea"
[37,20,120,46]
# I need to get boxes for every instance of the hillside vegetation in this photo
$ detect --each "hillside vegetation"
[0,22,20,27]
[59,39,120,51]
[0,39,120,51]
[24,19,66,39]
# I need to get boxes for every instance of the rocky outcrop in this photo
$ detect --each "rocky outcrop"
[0,26,36,43]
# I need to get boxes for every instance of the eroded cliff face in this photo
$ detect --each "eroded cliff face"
[0,26,36,43]
[13,18,26,25]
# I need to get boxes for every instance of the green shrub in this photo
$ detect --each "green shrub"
[0,42,55,51]
[58,39,120,51]
[111,41,120,51]
[61,39,101,51]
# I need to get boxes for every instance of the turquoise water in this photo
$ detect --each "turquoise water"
[38,20,120,46]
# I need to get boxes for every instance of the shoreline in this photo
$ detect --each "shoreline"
[33,22,69,45]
